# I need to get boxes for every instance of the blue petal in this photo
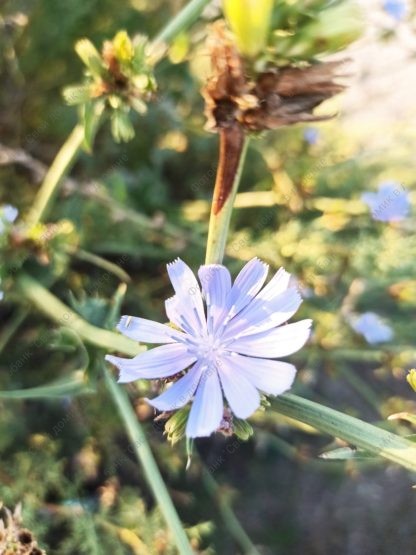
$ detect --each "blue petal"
[146,362,204,411]
[254,267,291,302]
[105,343,196,383]
[221,258,268,325]
[362,182,410,222]
[117,315,181,344]
[198,264,231,332]
[223,286,302,339]
[223,353,296,396]
[166,259,206,332]
[229,319,312,358]
[186,367,223,438]
[352,312,393,344]
[217,357,260,418]
[2,204,18,223]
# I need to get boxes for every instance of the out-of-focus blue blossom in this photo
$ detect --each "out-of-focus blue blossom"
[382,0,409,21]
[0,290,4,302]
[0,204,19,234]
[303,127,320,145]
[352,312,394,344]
[2,205,19,223]
[361,181,410,222]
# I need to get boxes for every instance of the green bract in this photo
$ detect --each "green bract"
[63,31,157,144]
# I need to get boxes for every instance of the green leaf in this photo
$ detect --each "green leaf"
[273,394,416,473]
[388,412,416,426]
[320,446,375,461]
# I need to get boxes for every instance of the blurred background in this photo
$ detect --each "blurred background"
[1,0,416,553]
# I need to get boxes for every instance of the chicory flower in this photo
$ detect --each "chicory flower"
[352,312,394,344]
[106,258,312,438]
[382,0,408,21]
[361,181,410,222]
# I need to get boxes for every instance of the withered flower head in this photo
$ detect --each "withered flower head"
[203,22,347,133]
[0,503,46,555]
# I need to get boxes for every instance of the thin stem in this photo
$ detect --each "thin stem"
[154,0,212,48]
[26,124,86,227]
[16,273,141,357]
[103,365,194,555]
[337,364,382,416]
[205,127,249,264]
[273,394,416,473]
[0,307,29,354]
[201,467,261,555]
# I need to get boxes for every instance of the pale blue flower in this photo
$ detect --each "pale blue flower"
[2,205,18,223]
[303,127,319,145]
[106,258,312,438]
[382,0,408,21]
[0,204,19,234]
[352,312,394,344]
[361,181,410,222]
[0,290,4,302]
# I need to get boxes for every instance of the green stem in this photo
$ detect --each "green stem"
[16,273,141,357]
[0,307,29,354]
[201,468,260,555]
[336,364,381,416]
[26,124,86,227]
[103,366,194,555]
[273,394,416,473]
[154,0,212,47]
[205,127,249,264]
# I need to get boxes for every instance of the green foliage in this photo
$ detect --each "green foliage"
[1,0,416,553]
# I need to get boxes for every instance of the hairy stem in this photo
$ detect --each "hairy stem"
[103,366,194,555]
[205,126,248,264]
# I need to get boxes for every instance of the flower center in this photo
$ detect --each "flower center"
[189,333,224,364]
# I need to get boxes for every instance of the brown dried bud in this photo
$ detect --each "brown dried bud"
[202,21,347,133]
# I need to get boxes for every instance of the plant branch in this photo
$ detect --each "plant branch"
[26,124,87,227]
[154,0,212,50]
[202,467,260,555]
[16,273,142,357]
[205,126,249,264]
[103,365,194,555]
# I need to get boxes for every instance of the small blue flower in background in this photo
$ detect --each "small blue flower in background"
[361,181,410,222]
[382,0,408,21]
[106,258,312,438]
[352,312,394,344]
[303,127,320,145]
[0,204,19,234]
[2,205,19,223]
[0,290,4,302]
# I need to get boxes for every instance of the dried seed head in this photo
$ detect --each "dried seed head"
[203,22,347,133]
